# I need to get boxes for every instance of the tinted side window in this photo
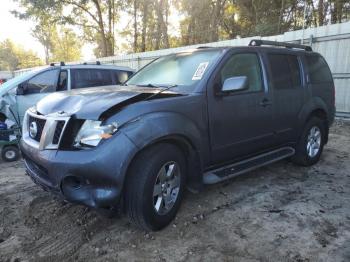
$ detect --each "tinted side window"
[268,54,301,89]
[71,69,113,89]
[220,53,263,92]
[26,69,59,94]
[305,55,333,83]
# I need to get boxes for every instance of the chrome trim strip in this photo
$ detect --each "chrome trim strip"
[23,110,70,150]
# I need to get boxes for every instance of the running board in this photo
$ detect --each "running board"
[203,147,295,184]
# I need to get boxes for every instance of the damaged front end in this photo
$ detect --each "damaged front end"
[20,86,184,209]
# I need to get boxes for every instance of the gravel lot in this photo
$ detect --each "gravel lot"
[0,120,349,262]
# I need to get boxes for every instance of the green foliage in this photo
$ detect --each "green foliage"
[14,0,118,57]
[51,29,82,62]
[0,39,43,71]
[10,0,350,59]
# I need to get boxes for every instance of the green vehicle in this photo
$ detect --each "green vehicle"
[0,127,21,162]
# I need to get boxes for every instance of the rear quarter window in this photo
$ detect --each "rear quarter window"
[305,55,333,84]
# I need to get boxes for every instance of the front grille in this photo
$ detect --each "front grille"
[28,116,46,142]
[25,112,70,150]
[53,120,65,144]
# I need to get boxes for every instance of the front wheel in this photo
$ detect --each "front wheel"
[292,117,326,166]
[124,143,186,231]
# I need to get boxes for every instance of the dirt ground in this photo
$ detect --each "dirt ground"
[0,120,349,262]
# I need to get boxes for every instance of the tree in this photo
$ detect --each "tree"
[31,16,56,64]
[51,29,82,62]
[0,39,43,71]
[11,0,350,56]
[14,0,119,57]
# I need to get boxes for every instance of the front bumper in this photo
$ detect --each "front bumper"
[20,132,138,209]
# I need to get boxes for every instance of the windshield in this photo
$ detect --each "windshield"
[126,50,221,92]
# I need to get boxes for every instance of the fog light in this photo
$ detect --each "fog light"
[62,176,82,190]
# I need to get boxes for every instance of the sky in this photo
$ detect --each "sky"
[0,0,181,63]
[0,0,94,61]
[0,0,44,57]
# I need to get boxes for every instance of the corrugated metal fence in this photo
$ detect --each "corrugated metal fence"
[15,22,350,114]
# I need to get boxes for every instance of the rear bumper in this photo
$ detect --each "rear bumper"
[20,132,138,209]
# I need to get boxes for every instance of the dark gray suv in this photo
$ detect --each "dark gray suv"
[20,40,335,231]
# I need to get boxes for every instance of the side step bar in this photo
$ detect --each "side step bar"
[203,147,295,184]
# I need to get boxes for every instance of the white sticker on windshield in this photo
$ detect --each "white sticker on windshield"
[192,62,209,80]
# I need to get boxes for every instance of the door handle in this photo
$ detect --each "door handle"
[260,98,272,107]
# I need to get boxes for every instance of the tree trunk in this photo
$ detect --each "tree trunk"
[133,0,138,52]
[155,0,163,50]
[318,0,324,26]
[92,0,111,56]
[141,0,149,52]
[278,0,285,33]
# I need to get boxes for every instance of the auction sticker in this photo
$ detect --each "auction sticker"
[192,62,209,80]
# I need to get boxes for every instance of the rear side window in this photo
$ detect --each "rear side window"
[268,54,301,89]
[305,55,333,83]
[71,69,113,89]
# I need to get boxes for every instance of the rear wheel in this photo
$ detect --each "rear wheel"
[292,117,326,166]
[124,143,186,231]
[2,145,20,162]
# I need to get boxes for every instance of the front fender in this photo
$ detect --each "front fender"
[118,112,206,191]
[120,112,204,153]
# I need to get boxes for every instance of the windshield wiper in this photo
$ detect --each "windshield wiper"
[143,84,178,100]
[136,83,170,88]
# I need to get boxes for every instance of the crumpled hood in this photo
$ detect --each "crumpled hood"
[36,85,171,120]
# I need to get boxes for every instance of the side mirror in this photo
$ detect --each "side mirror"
[16,82,27,95]
[220,76,248,95]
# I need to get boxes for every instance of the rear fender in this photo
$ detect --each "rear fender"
[297,97,329,138]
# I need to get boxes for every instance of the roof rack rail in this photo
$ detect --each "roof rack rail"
[196,46,211,49]
[49,61,66,66]
[249,39,312,51]
[82,61,102,65]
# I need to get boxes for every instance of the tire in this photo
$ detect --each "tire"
[2,145,20,162]
[292,117,326,166]
[124,143,186,231]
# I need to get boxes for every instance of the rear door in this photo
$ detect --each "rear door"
[265,52,305,144]
[207,50,275,164]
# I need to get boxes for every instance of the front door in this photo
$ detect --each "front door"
[16,68,60,123]
[207,51,274,164]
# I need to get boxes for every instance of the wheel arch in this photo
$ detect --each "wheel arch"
[124,134,203,195]
[298,98,330,144]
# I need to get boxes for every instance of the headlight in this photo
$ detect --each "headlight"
[74,120,118,148]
